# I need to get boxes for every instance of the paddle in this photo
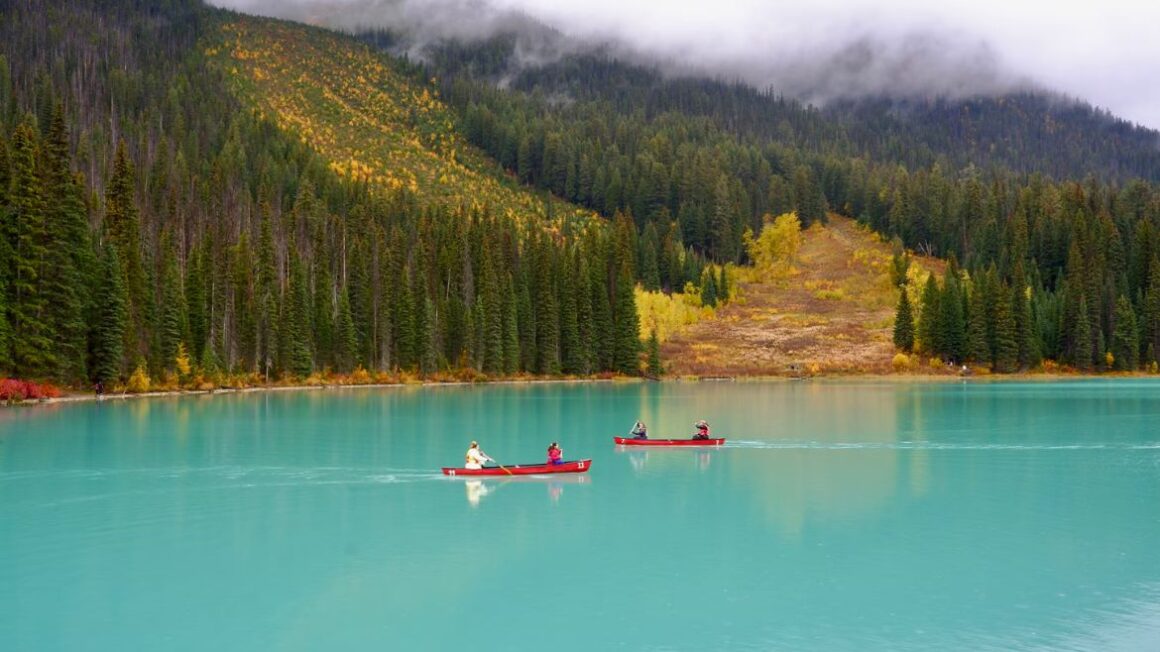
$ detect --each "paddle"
[482,451,513,475]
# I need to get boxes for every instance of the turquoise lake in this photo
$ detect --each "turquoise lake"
[2,380,1160,651]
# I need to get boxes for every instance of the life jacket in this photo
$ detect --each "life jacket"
[548,447,562,463]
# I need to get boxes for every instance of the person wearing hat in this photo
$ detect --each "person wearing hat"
[692,420,711,440]
[547,441,564,465]
[630,420,648,440]
[464,441,492,470]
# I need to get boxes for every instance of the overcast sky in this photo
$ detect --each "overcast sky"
[211,0,1160,130]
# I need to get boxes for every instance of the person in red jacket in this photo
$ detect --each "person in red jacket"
[692,420,711,440]
[547,442,564,465]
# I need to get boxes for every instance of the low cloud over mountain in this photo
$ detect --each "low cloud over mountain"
[211,0,1160,129]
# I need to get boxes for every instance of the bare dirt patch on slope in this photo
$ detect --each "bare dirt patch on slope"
[662,216,940,377]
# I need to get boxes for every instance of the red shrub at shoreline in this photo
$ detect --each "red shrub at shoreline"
[0,379,62,402]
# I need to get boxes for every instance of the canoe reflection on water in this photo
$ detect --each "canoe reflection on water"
[461,474,591,507]
[616,448,714,472]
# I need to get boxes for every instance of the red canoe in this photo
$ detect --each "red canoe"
[613,437,726,446]
[442,459,592,476]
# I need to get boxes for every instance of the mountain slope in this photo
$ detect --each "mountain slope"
[206,15,595,225]
[419,40,1160,183]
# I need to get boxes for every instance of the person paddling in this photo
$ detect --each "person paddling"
[464,441,493,470]
[547,441,564,465]
[692,420,711,440]
[630,420,648,440]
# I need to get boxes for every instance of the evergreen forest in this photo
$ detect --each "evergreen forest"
[2,0,1160,390]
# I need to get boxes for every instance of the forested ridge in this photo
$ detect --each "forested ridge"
[2,0,1160,392]
[383,33,1160,372]
[0,0,682,389]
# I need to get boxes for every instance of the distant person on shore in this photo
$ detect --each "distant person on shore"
[547,442,564,465]
[94,380,104,401]
[630,420,648,440]
[692,420,711,440]
[464,441,493,470]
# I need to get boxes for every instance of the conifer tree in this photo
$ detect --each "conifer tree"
[0,144,10,372]
[42,103,90,381]
[0,276,9,373]
[700,267,718,308]
[480,249,504,374]
[257,205,278,378]
[893,285,915,352]
[590,244,615,372]
[158,247,186,373]
[1011,262,1038,369]
[966,278,990,365]
[559,251,583,374]
[664,230,685,292]
[284,256,313,378]
[992,282,1019,373]
[711,176,736,262]
[420,294,438,375]
[1111,295,1139,370]
[502,274,520,374]
[517,266,536,372]
[639,222,661,290]
[186,240,209,363]
[413,254,435,374]
[311,224,334,370]
[468,298,482,370]
[793,165,828,226]
[646,328,663,376]
[335,287,357,373]
[940,266,966,363]
[348,238,373,367]
[570,255,593,375]
[612,264,641,375]
[534,244,560,375]
[1141,260,1160,366]
[717,265,729,303]
[260,292,278,381]
[8,116,53,376]
[918,274,941,356]
[1074,296,1092,371]
[104,140,147,361]
[91,246,126,384]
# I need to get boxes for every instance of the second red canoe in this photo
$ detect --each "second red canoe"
[613,437,726,446]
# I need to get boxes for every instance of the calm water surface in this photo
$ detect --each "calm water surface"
[2,380,1159,651]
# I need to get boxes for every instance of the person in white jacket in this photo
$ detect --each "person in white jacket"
[464,441,492,469]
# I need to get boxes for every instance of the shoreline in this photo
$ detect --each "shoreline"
[7,371,1157,408]
[32,376,633,406]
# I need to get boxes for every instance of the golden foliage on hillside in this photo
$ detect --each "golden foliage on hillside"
[742,212,803,280]
[205,17,595,226]
[636,284,715,342]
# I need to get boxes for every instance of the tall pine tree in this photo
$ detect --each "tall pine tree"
[918,274,941,356]
[8,116,53,376]
[91,246,127,384]
[992,282,1019,373]
[42,103,91,381]
[104,140,147,363]
[1111,295,1139,370]
[893,285,915,352]
[612,264,641,375]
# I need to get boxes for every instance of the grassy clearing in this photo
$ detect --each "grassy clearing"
[662,216,941,377]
